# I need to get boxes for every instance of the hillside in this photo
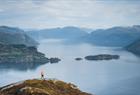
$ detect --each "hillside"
[27,26,88,40]
[126,39,140,56]
[0,26,38,46]
[0,79,91,95]
[0,44,49,64]
[83,25,140,47]
[27,25,140,47]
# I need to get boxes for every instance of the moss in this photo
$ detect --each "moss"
[0,79,92,95]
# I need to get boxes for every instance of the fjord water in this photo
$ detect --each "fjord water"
[0,39,140,95]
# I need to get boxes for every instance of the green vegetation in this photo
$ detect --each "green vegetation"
[0,44,49,64]
[0,26,38,46]
[0,79,92,95]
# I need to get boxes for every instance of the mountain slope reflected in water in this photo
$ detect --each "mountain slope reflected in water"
[0,62,44,71]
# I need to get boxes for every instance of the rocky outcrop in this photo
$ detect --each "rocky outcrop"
[85,54,120,61]
[0,79,92,95]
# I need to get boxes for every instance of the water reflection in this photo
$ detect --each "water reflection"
[0,62,48,71]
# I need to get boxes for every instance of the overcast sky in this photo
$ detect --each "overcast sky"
[0,0,140,29]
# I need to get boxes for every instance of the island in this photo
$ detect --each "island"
[49,57,61,63]
[75,58,83,61]
[85,54,120,61]
[0,79,91,95]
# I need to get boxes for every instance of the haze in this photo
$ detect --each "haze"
[0,0,140,29]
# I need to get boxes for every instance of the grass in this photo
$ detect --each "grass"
[0,79,92,95]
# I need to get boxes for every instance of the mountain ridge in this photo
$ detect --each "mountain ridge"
[27,26,89,40]
[0,26,38,46]
[83,25,140,47]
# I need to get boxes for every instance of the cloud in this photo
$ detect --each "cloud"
[0,0,140,29]
[0,9,4,12]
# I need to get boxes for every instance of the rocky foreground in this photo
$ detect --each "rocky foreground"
[0,79,92,95]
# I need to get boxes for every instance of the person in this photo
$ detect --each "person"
[41,71,45,80]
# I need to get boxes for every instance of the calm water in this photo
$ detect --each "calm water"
[0,39,140,95]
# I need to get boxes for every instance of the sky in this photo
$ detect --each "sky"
[0,0,140,29]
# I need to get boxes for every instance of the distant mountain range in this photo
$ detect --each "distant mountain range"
[27,25,140,47]
[126,38,140,56]
[0,26,38,46]
[27,26,89,40]
[1,25,140,56]
[83,25,140,47]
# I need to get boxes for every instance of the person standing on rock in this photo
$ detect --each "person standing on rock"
[41,70,45,80]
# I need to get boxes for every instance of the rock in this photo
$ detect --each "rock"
[0,79,92,95]
[49,57,61,63]
[75,58,83,61]
[85,54,120,61]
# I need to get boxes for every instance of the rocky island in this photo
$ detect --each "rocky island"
[0,79,91,95]
[75,58,83,61]
[85,54,120,61]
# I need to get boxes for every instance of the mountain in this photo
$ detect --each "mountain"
[126,39,140,56]
[0,79,91,95]
[27,26,88,40]
[80,28,93,33]
[84,25,140,47]
[0,26,38,46]
[27,25,140,47]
